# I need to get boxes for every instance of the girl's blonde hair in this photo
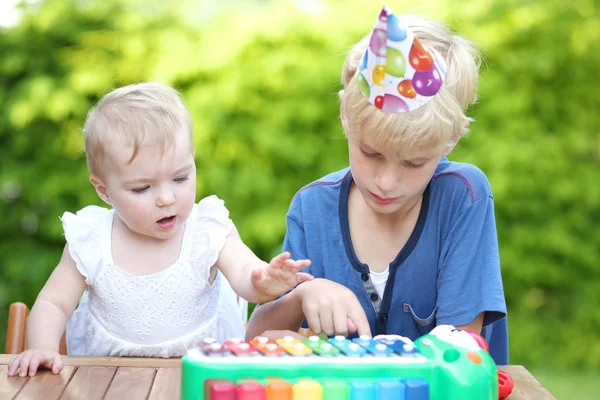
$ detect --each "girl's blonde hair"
[341,14,481,156]
[83,82,194,176]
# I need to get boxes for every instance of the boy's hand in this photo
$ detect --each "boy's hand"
[7,348,63,377]
[250,252,313,302]
[298,278,371,337]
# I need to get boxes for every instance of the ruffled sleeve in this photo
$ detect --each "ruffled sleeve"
[60,206,108,285]
[189,195,234,282]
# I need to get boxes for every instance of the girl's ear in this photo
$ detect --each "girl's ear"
[90,175,111,205]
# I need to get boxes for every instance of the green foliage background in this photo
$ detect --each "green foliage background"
[0,0,598,381]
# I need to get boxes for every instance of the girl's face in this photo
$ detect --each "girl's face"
[92,129,196,242]
[347,132,443,216]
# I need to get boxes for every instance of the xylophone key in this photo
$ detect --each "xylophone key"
[276,337,313,356]
[350,380,376,400]
[402,378,429,400]
[251,337,286,356]
[328,336,367,356]
[266,380,293,400]
[322,380,349,400]
[377,379,405,400]
[209,382,236,400]
[224,339,258,356]
[353,336,394,357]
[293,379,323,400]
[303,336,341,356]
[236,382,267,400]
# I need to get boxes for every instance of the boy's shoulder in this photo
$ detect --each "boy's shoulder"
[431,158,493,203]
[293,167,352,199]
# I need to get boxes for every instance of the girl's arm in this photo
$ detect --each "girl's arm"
[8,244,87,376]
[216,227,312,304]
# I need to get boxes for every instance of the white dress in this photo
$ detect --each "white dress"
[61,195,246,357]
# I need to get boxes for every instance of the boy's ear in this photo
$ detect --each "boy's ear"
[443,119,469,156]
[90,175,111,205]
[339,89,348,132]
[442,136,461,156]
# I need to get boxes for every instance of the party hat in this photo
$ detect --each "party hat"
[357,6,447,113]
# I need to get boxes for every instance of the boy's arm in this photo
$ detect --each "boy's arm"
[245,290,306,340]
[216,226,312,304]
[456,312,484,333]
[27,244,87,350]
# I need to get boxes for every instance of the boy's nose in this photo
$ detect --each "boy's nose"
[375,167,400,193]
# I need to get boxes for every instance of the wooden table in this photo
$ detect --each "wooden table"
[0,354,556,399]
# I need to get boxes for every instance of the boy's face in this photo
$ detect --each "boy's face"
[347,133,444,215]
[92,129,196,241]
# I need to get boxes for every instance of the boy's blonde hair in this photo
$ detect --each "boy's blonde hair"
[341,14,481,156]
[83,82,194,176]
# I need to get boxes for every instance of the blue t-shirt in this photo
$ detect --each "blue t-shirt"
[283,158,509,364]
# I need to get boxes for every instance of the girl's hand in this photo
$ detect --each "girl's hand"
[7,348,63,377]
[250,252,313,302]
[298,278,371,337]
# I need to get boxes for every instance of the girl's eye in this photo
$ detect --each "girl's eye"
[132,186,150,194]
[174,176,189,183]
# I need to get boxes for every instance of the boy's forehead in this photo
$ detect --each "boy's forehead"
[355,133,440,160]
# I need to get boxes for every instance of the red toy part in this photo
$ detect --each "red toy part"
[463,329,490,353]
[463,329,514,399]
[498,369,514,399]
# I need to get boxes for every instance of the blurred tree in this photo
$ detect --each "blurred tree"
[0,0,598,372]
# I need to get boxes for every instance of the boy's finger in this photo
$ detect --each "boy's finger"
[305,311,322,335]
[332,311,349,337]
[348,311,372,337]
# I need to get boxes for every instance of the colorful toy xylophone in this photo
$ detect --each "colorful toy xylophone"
[181,325,500,400]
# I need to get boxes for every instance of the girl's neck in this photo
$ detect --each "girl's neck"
[110,214,186,276]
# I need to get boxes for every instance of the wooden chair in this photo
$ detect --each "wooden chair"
[5,302,68,355]
[6,301,314,355]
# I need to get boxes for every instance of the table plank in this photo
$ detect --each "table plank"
[0,366,29,399]
[148,367,181,400]
[500,366,556,400]
[14,366,75,400]
[103,367,156,400]
[60,366,116,400]
[0,354,180,368]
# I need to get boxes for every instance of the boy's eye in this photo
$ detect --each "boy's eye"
[405,161,426,169]
[132,185,150,194]
[360,148,380,158]
[174,175,189,183]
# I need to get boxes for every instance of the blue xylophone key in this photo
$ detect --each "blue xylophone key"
[350,380,376,400]
[352,336,394,356]
[376,336,420,356]
[377,379,405,400]
[328,336,367,356]
[402,378,429,400]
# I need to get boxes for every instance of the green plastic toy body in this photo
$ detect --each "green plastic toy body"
[181,325,498,399]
